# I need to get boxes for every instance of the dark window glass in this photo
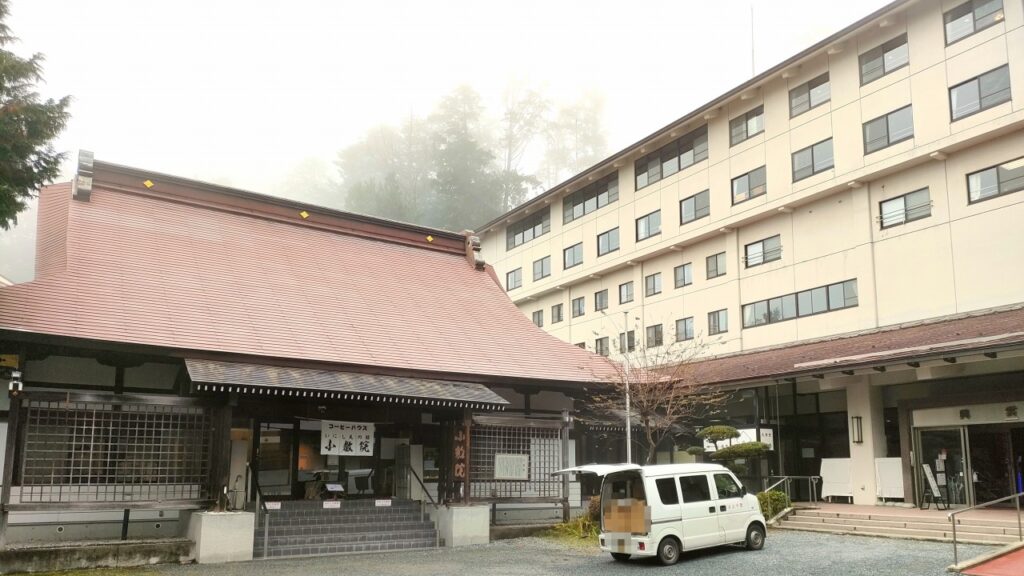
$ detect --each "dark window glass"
[571,296,585,318]
[636,210,662,241]
[634,126,709,190]
[532,310,543,327]
[793,139,834,181]
[551,304,564,323]
[678,475,712,503]
[619,330,636,353]
[945,0,1004,45]
[680,190,710,224]
[656,477,679,505]
[950,65,1011,120]
[595,289,609,311]
[646,324,663,347]
[674,263,692,288]
[789,73,831,117]
[713,473,743,499]
[859,34,909,85]
[709,309,728,335]
[729,106,764,146]
[533,256,551,281]
[506,209,551,250]
[595,337,610,357]
[745,234,782,267]
[597,227,620,257]
[506,268,522,290]
[563,173,619,224]
[746,280,858,328]
[676,317,694,341]
[619,281,634,304]
[644,272,662,296]
[563,243,584,269]
[707,252,726,279]
[864,106,914,153]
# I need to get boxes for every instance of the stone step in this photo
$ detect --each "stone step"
[262,512,424,527]
[263,499,415,510]
[777,520,1017,545]
[255,537,438,558]
[258,520,435,538]
[255,527,437,549]
[786,514,1022,536]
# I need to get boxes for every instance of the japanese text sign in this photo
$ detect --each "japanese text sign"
[321,420,375,456]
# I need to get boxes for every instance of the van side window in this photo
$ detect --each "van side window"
[655,478,679,504]
[678,475,711,502]
[713,473,743,499]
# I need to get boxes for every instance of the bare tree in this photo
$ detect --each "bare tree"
[585,320,731,465]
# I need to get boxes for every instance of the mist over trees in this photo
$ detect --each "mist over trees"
[337,85,607,231]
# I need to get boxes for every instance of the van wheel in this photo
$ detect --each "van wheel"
[745,524,765,550]
[657,537,680,565]
[610,552,630,562]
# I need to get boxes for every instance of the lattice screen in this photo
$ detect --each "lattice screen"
[470,422,564,499]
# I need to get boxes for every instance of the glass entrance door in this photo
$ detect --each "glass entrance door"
[257,422,296,497]
[916,428,969,507]
[967,425,1015,504]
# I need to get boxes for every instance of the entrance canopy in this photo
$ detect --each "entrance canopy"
[186,358,509,410]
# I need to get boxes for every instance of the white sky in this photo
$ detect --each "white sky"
[0,0,892,282]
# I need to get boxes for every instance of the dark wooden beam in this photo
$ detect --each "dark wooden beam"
[984,352,998,359]
[841,370,855,376]
[812,374,825,379]
[943,357,957,364]
[907,361,920,368]
[872,366,887,373]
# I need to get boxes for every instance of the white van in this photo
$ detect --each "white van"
[557,463,766,565]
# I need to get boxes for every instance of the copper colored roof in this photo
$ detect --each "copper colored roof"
[0,174,614,385]
[690,306,1024,386]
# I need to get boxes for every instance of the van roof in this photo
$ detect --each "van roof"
[636,463,729,477]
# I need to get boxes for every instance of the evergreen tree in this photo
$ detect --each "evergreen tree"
[0,0,70,230]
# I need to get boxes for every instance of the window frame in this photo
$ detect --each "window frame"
[634,125,709,191]
[674,262,693,288]
[506,209,551,250]
[563,242,584,270]
[729,105,765,146]
[706,252,727,279]
[675,316,694,342]
[571,296,586,318]
[644,272,662,297]
[551,303,564,324]
[680,189,711,224]
[619,281,634,304]
[597,227,620,257]
[563,172,619,224]
[532,256,551,281]
[944,0,1004,46]
[731,166,767,204]
[789,73,831,118]
[531,309,544,328]
[594,289,609,312]
[879,188,932,228]
[619,330,636,353]
[506,268,522,291]
[635,210,662,242]
[708,309,729,335]
[967,156,1024,204]
[595,336,610,357]
[792,138,835,181]
[863,105,914,154]
[858,33,909,86]
[742,279,859,328]
[646,324,664,348]
[744,235,782,268]
[949,65,1011,122]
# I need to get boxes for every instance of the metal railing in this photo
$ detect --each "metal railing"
[762,475,822,505]
[407,466,441,548]
[948,490,1024,567]
[247,462,271,560]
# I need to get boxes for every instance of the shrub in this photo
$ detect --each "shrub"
[587,495,600,523]
[549,514,600,539]
[757,489,791,518]
[709,441,769,461]
[685,445,706,456]
[697,425,740,448]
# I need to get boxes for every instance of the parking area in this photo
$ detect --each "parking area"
[134,530,997,576]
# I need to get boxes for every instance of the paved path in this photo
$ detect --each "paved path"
[145,530,993,576]
[963,546,1024,576]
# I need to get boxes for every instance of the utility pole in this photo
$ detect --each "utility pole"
[623,311,632,464]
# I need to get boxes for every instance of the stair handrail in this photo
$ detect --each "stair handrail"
[761,475,821,505]
[948,490,1024,567]
[407,466,441,548]
[246,462,271,560]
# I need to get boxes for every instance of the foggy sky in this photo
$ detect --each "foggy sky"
[0,0,892,282]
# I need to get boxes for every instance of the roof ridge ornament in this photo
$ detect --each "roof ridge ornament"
[463,231,485,270]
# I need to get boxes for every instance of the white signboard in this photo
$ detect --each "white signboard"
[375,499,392,507]
[323,501,341,509]
[758,428,774,451]
[494,454,530,480]
[922,464,941,497]
[265,501,281,510]
[321,420,375,456]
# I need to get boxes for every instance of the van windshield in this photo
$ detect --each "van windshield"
[601,471,648,534]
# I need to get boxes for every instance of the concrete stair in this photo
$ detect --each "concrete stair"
[777,508,1021,545]
[253,499,439,558]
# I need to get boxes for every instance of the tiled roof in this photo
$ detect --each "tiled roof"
[690,306,1024,385]
[0,181,614,385]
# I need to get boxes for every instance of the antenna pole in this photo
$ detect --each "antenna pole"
[750,3,755,76]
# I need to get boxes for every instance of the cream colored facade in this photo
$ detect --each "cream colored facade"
[481,0,1024,362]
[479,0,1024,507]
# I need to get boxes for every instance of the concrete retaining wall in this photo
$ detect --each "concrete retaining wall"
[0,539,192,574]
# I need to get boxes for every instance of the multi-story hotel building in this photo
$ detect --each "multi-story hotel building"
[479,0,1024,507]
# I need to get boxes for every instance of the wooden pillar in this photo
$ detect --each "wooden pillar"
[0,394,23,548]
[462,409,472,504]
[209,402,233,510]
[561,409,571,522]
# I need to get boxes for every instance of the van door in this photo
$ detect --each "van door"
[677,473,724,550]
[712,472,748,543]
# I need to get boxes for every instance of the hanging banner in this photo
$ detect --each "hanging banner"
[321,420,375,456]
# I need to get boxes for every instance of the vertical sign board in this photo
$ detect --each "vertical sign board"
[922,464,942,498]
[321,420,375,456]
[452,427,468,481]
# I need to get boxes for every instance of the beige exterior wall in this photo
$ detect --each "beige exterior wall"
[481,0,1024,362]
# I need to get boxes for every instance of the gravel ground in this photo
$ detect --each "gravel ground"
[135,530,996,576]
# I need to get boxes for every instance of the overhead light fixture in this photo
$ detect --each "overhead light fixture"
[851,416,863,444]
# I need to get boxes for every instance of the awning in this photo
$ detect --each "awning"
[186,359,508,411]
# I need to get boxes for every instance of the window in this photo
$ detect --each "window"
[945,0,1004,45]
[730,106,764,146]
[619,330,636,353]
[506,268,522,291]
[743,279,858,328]
[595,337,610,357]
[792,139,834,181]
[680,190,710,224]
[533,256,551,281]
[619,281,634,304]
[571,296,585,318]
[950,65,1011,121]
[745,235,782,267]
[531,310,544,327]
[732,166,766,204]
[713,473,743,499]
[864,105,914,154]
[635,125,709,190]
[563,242,583,269]
[506,209,550,250]
[636,210,661,241]
[646,324,663,347]
[674,262,692,288]
[644,272,662,297]
[574,342,585,348]
[880,188,931,228]
[859,33,909,85]
[675,317,694,341]
[597,227,620,257]
[678,475,711,503]
[655,477,679,505]
[707,252,726,279]
[708,309,728,335]
[594,289,609,311]
[968,156,1024,203]
[789,73,830,117]
[551,303,564,323]
[563,172,619,224]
